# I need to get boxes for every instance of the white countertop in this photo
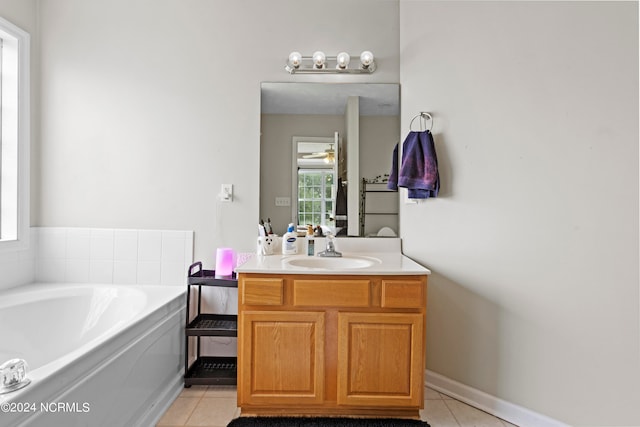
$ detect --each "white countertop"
[236,252,430,275]
[236,238,430,276]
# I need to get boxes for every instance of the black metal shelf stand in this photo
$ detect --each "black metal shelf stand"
[359,178,399,236]
[184,261,238,387]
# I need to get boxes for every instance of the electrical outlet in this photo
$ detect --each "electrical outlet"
[275,196,291,207]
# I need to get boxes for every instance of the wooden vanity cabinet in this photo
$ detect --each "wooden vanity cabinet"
[237,273,427,417]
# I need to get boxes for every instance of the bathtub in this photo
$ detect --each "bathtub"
[0,283,186,427]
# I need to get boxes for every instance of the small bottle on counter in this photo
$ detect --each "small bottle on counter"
[306,225,315,256]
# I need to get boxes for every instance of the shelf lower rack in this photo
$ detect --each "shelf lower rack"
[186,314,237,336]
[184,356,237,386]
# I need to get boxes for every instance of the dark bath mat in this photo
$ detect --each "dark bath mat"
[227,417,430,427]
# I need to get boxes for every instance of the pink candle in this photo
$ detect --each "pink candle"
[215,248,236,278]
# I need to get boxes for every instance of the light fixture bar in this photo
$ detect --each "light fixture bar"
[285,51,376,74]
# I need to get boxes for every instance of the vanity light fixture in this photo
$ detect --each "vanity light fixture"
[285,50,376,74]
[312,51,326,69]
[288,51,302,68]
[336,52,350,69]
[360,51,374,69]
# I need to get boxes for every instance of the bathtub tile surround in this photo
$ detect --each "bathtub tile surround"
[0,232,37,291]
[34,227,194,286]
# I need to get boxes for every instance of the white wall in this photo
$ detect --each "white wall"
[400,1,639,426]
[37,0,400,265]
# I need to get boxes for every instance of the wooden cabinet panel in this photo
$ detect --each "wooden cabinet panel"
[241,277,284,305]
[337,312,424,407]
[238,311,325,406]
[381,279,425,308]
[293,279,371,307]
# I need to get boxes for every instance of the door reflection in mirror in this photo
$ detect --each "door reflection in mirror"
[293,134,342,234]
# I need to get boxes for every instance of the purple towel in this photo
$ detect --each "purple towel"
[387,143,399,190]
[398,130,439,199]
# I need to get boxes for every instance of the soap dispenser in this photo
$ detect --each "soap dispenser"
[282,223,298,255]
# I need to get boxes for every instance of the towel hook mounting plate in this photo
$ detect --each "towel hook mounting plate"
[409,112,433,132]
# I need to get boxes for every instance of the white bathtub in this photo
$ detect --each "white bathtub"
[0,283,186,427]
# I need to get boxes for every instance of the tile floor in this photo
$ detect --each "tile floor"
[156,385,519,427]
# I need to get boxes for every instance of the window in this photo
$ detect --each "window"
[297,169,335,227]
[0,16,29,250]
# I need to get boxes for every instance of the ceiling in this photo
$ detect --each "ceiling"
[261,83,400,116]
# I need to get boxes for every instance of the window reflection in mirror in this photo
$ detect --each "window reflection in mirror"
[294,138,337,228]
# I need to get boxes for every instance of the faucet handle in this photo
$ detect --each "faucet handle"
[326,233,335,245]
[0,358,31,393]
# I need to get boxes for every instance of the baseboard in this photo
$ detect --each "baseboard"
[425,370,571,427]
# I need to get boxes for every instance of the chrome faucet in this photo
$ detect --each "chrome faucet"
[318,233,342,257]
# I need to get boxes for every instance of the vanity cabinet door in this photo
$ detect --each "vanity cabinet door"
[238,311,325,406]
[336,312,424,408]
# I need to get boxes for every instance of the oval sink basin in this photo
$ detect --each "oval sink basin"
[285,256,380,270]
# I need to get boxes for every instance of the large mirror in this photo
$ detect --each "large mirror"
[260,82,400,237]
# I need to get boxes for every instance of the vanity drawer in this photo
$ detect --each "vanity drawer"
[293,279,371,307]
[381,279,425,308]
[241,277,284,305]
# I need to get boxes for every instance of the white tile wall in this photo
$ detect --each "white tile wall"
[0,232,37,291]
[34,227,194,286]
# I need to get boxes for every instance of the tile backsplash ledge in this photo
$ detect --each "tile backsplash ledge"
[0,227,194,290]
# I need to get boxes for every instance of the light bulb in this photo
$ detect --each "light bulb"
[312,51,326,69]
[288,51,302,68]
[360,50,374,68]
[336,52,350,69]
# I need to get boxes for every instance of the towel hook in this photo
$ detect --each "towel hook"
[409,112,433,132]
